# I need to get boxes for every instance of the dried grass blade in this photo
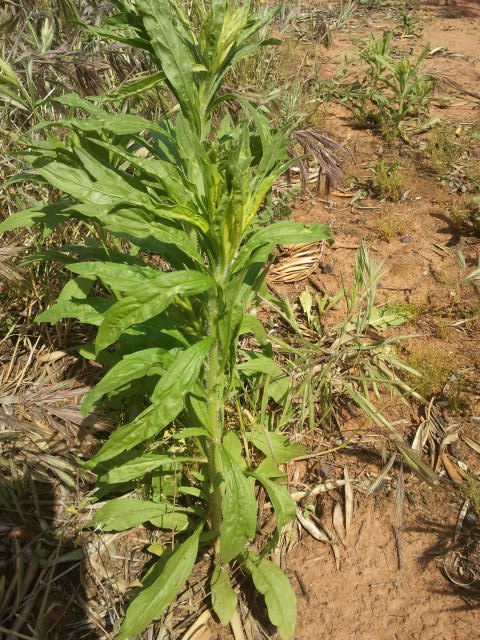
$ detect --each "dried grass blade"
[181,610,211,640]
[333,501,346,543]
[344,467,353,533]
[441,453,463,485]
[461,434,480,456]
[296,508,329,543]
[454,500,469,541]
[230,609,246,640]
[365,453,396,497]
[291,479,347,501]
[393,465,404,570]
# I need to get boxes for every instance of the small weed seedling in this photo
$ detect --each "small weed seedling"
[397,3,423,37]
[375,208,409,241]
[370,160,407,202]
[427,123,464,176]
[264,245,432,475]
[347,33,435,142]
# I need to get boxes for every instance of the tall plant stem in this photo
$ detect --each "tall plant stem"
[206,291,223,552]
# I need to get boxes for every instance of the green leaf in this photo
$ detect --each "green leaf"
[54,111,163,135]
[53,93,106,115]
[237,353,290,403]
[252,474,296,532]
[174,427,210,440]
[85,139,203,226]
[239,315,268,345]
[233,221,333,277]
[98,452,198,484]
[34,160,132,207]
[220,444,257,563]
[0,201,70,233]
[67,261,160,294]
[36,296,113,326]
[95,271,214,352]
[175,114,212,199]
[211,564,237,626]
[246,431,307,464]
[97,70,165,102]
[35,275,113,326]
[255,457,286,479]
[117,524,202,640]
[69,203,204,270]
[88,498,189,532]
[137,0,200,132]
[82,348,167,415]
[89,338,213,465]
[246,554,296,640]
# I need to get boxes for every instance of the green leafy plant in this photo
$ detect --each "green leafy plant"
[263,245,433,475]
[88,0,279,140]
[0,2,332,638]
[358,0,385,9]
[335,0,357,30]
[370,160,406,202]
[375,207,408,241]
[346,33,435,141]
[427,122,464,176]
[397,2,423,37]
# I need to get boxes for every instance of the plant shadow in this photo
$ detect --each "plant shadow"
[0,472,105,639]
[405,515,480,608]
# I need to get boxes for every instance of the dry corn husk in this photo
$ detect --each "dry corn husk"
[296,508,329,543]
[441,453,463,484]
[270,242,324,283]
[182,610,211,640]
[291,479,347,501]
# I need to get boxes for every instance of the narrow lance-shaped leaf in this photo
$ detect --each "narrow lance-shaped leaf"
[137,0,200,132]
[97,70,166,102]
[247,431,307,464]
[219,445,257,563]
[211,563,237,626]
[33,161,126,207]
[252,473,296,533]
[67,261,161,294]
[0,201,71,233]
[117,524,203,640]
[233,221,333,277]
[95,271,215,353]
[237,353,290,404]
[88,338,213,466]
[246,554,297,640]
[88,498,190,532]
[35,276,114,326]
[82,347,168,415]
[65,203,204,270]
[98,452,202,485]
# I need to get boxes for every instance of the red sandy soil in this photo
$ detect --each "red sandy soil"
[279,1,480,638]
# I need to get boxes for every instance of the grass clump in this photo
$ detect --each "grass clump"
[346,33,435,142]
[406,344,458,400]
[468,480,480,518]
[370,160,407,202]
[448,196,472,230]
[358,0,386,9]
[397,2,423,37]
[375,208,408,241]
[428,123,464,176]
